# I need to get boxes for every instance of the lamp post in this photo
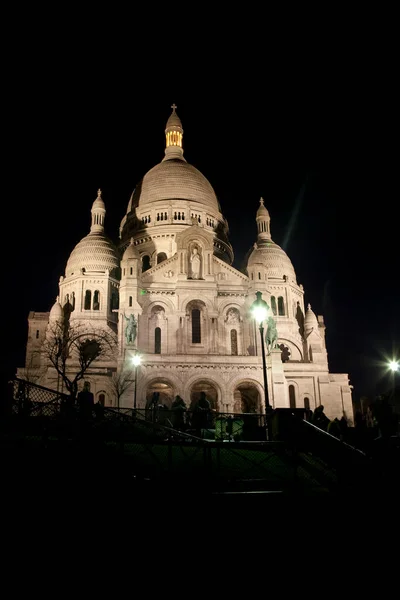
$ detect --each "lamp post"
[132,353,142,412]
[251,292,272,436]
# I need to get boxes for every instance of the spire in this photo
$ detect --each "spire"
[90,189,106,234]
[256,197,271,244]
[163,104,185,162]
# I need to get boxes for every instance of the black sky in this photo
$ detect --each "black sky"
[3,15,398,402]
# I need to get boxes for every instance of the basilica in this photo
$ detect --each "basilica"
[19,106,354,423]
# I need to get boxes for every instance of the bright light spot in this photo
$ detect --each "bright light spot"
[132,355,142,367]
[252,305,268,324]
[389,360,399,372]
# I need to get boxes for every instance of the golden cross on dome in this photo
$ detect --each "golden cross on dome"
[171,103,177,111]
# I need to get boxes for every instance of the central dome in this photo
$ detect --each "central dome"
[133,158,220,211]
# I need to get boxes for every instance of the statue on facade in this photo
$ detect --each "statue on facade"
[124,313,137,344]
[265,316,278,353]
[190,246,201,279]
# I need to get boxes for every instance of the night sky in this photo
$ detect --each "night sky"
[3,26,398,404]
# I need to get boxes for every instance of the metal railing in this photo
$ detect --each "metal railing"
[3,378,377,495]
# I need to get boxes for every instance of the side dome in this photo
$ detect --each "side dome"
[65,233,120,277]
[247,241,297,281]
[49,297,63,320]
[131,159,220,212]
[122,240,140,260]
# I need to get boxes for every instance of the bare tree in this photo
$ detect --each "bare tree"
[41,319,117,399]
[109,370,135,409]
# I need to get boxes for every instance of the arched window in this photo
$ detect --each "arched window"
[271,296,277,315]
[36,330,39,339]
[155,327,161,354]
[110,292,119,311]
[130,267,133,275]
[129,296,132,307]
[304,397,310,410]
[289,385,296,409]
[93,290,100,310]
[192,309,201,343]
[142,255,151,272]
[278,296,285,315]
[157,252,167,264]
[98,393,105,406]
[84,290,92,310]
[71,292,75,310]
[230,329,238,355]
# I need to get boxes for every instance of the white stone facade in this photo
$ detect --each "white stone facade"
[18,106,353,424]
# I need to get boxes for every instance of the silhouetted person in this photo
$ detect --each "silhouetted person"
[327,417,341,439]
[193,391,212,436]
[149,392,160,422]
[171,395,187,429]
[311,405,330,431]
[77,381,94,421]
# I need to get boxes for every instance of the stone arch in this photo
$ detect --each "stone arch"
[142,377,177,409]
[181,295,214,313]
[183,374,222,412]
[188,379,220,412]
[226,374,264,413]
[277,337,303,361]
[145,297,175,315]
[96,390,107,406]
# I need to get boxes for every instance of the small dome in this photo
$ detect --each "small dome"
[65,233,119,277]
[304,304,318,333]
[49,297,63,320]
[123,240,140,260]
[247,241,296,281]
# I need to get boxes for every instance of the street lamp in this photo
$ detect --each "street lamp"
[132,353,142,411]
[251,291,272,430]
[388,360,399,373]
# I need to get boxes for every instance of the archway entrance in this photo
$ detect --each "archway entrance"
[189,381,218,411]
[145,380,174,409]
[233,383,261,414]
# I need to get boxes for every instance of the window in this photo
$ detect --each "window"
[129,296,132,307]
[110,292,119,311]
[93,290,100,310]
[230,329,238,355]
[142,256,151,272]
[155,327,161,354]
[130,267,133,275]
[36,330,39,339]
[271,296,277,315]
[304,397,310,410]
[99,394,105,406]
[84,290,92,310]
[278,296,285,316]
[192,309,201,343]
[289,385,296,409]
[157,252,167,264]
